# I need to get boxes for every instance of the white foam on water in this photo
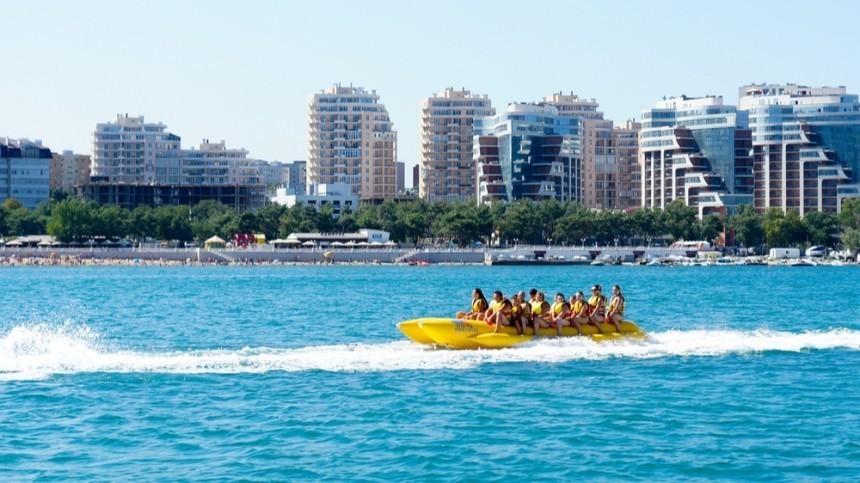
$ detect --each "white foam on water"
[2,324,859,380]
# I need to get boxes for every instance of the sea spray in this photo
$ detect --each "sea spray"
[2,324,859,380]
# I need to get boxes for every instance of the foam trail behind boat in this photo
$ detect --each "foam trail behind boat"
[2,324,859,380]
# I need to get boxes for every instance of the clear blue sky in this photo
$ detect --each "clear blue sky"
[3,0,859,186]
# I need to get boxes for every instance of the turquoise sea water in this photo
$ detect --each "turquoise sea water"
[1,265,859,480]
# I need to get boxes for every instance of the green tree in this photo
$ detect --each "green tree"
[841,227,860,251]
[695,213,724,245]
[46,198,97,241]
[6,207,45,236]
[763,208,804,247]
[802,211,837,247]
[661,200,697,241]
[729,204,763,248]
[2,198,22,211]
[838,198,860,230]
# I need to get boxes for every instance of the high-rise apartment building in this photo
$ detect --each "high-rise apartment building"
[92,114,181,184]
[640,96,753,217]
[1,138,51,210]
[50,150,91,190]
[739,83,860,214]
[614,120,642,211]
[419,88,495,202]
[307,84,397,203]
[474,103,582,204]
[178,139,251,186]
[542,93,641,210]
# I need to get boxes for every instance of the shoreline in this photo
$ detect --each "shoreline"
[0,247,854,268]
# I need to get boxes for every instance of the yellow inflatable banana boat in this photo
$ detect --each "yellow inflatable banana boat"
[397,317,644,349]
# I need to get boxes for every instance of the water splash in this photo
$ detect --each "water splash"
[2,324,859,380]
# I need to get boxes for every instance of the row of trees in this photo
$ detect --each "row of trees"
[2,193,860,250]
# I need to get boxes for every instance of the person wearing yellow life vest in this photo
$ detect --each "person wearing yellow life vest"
[605,285,625,333]
[569,291,590,335]
[485,290,516,333]
[507,292,527,335]
[456,288,488,321]
[529,291,552,336]
[588,284,608,334]
[550,293,572,336]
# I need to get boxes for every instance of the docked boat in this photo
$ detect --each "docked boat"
[397,318,645,349]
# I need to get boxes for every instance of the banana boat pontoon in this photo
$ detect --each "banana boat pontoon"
[398,318,645,349]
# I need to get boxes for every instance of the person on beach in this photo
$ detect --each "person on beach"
[529,291,552,336]
[485,290,515,333]
[550,293,572,336]
[457,288,488,320]
[588,285,608,333]
[569,291,590,335]
[605,285,625,333]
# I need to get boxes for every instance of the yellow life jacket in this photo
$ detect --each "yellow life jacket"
[588,295,606,316]
[472,298,487,312]
[530,301,544,316]
[608,295,625,315]
[491,298,512,317]
[572,300,586,317]
[552,302,567,316]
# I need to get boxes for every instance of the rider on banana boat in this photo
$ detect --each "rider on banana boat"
[457,288,488,321]
[507,292,527,335]
[486,290,518,334]
[550,293,572,337]
[529,291,552,336]
[569,291,590,335]
[588,284,608,334]
[606,285,625,333]
[516,291,532,331]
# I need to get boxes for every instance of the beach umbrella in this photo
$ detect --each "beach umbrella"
[301,241,315,246]
[286,239,301,245]
[330,241,344,247]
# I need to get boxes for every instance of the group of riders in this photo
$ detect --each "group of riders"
[456,285,626,336]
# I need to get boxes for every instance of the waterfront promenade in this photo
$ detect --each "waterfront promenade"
[1,244,852,266]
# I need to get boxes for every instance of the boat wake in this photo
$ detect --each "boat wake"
[2,323,860,380]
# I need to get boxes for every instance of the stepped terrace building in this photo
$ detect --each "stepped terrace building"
[419,88,495,202]
[307,84,397,203]
[1,138,51,210]
[639,96,753,217]
[474,103,582,204]
[739,83,860,214]
[541,93,641,210]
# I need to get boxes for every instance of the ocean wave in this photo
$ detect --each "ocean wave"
[2,324,859,380]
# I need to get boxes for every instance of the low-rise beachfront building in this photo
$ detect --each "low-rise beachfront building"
[738,83,860,214]
[270,182,357,218]
[282,229,391,247]
[419,88,495,202]
[1,138,52,210]
[474,103,583,204]
[639,95,753,217]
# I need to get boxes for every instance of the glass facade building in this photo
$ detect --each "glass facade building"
[474,104,582,204]
[739,84,860,214]
[639,96,753,217]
